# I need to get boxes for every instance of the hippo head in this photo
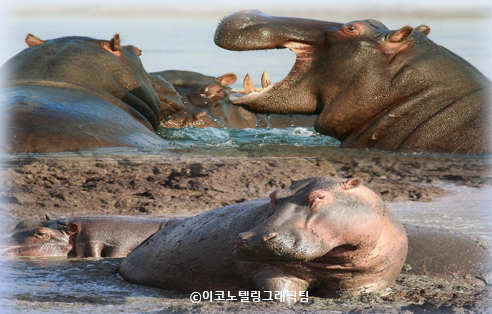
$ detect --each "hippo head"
[2,219,79,257]
[153,70,238,128]
[214,11,441,142]
[236,176,390,263]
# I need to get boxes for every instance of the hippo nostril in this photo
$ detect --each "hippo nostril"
[262,233,278,242]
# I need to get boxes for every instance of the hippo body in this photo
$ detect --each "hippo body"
[120,177,408,301]
[3,217,167,258]
[214,11,492,154]
[153,70,317,129]
[1,34,181,153]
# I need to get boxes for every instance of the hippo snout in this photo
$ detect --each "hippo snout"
[236,228,322,262]
[235,231,281,260]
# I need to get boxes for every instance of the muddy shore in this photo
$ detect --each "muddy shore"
[1,150,491,313]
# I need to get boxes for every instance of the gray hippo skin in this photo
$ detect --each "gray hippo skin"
[120,177,408,301]
[1,34,183,153]
[153,70,317,129]
[2,217,167,258]
[214,11,492,154]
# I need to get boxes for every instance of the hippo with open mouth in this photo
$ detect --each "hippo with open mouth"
[214,11,491,154]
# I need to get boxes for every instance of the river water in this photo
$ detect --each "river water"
[1,9,491,314]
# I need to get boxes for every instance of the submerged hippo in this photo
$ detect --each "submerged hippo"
[120,177,408,301]
[1,34,182,153]
[153,70,317,129]
[2,217,167,258]
[214,11,492,154]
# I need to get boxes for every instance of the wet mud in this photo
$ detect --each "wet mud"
[1,257,490,314]
[1,150,491,313]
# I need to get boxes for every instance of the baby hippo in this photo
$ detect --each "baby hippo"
[2,217,168,258]
[120,177,408,302]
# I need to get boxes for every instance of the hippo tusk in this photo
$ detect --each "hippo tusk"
[243,73,259,94]
[261,71,271,89]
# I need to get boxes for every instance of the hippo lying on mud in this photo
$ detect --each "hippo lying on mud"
[214,11,492,154]
[1,34,183,153]
[2,217,167,258]
[153,70,317,129]
[121,177,409,301]
[120,176,491,301]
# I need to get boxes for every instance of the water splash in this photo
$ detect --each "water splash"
[157,127,340,149]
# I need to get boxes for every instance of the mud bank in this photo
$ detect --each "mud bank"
[1,152,490,221]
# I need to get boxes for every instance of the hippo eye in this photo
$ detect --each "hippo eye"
[346,25,356,31]
[34,231,49,239]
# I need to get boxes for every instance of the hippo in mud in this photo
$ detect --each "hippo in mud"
[152,70,317,129]
[1,34,183,153]
[120,177,409,302]
[214,11,492,154]
[2,217,167,258]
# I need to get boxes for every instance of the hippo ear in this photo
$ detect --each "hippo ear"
[100,34,121,53]
[415,25,431,36]
[109,33,121,51]
[343,177,363,190]
[388,26,414,43]
[66,223,80,236]
[25,33,45,47]
[45,214,51,221]
[216,73,237,87]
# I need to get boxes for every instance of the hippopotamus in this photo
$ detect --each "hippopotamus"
[2,216,167,258]
[214,11,492,154]
[1,33,183,153]
[120,176,409,301]
[152,70,317,129]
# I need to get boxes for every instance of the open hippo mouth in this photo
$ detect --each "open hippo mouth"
[229,43,316,104]
[214,10,343,112]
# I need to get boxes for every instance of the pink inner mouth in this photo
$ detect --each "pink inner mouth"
[231,42,315,104]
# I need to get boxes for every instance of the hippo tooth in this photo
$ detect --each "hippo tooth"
[261,71,271,88]
[243,73,258,94]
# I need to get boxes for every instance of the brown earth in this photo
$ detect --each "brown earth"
[1,152,490,221]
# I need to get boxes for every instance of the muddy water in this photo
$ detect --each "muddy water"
[391,184,492,241]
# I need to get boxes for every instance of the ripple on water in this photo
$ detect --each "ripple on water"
[157,127,340,149]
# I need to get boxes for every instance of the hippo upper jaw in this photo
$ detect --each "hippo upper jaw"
[215,10,342,115]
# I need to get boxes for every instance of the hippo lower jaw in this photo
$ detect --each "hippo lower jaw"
[231,43,315,108]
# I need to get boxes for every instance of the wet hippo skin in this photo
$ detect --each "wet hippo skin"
[2,217,168,258]
[214,11,492,154]
[1,34,182,153]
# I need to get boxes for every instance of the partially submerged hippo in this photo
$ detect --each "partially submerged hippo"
[120,177,408,301]
[1,34,182,153]
[153,70,317,129]
[214,11,492,154]
[2,217,167,258]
